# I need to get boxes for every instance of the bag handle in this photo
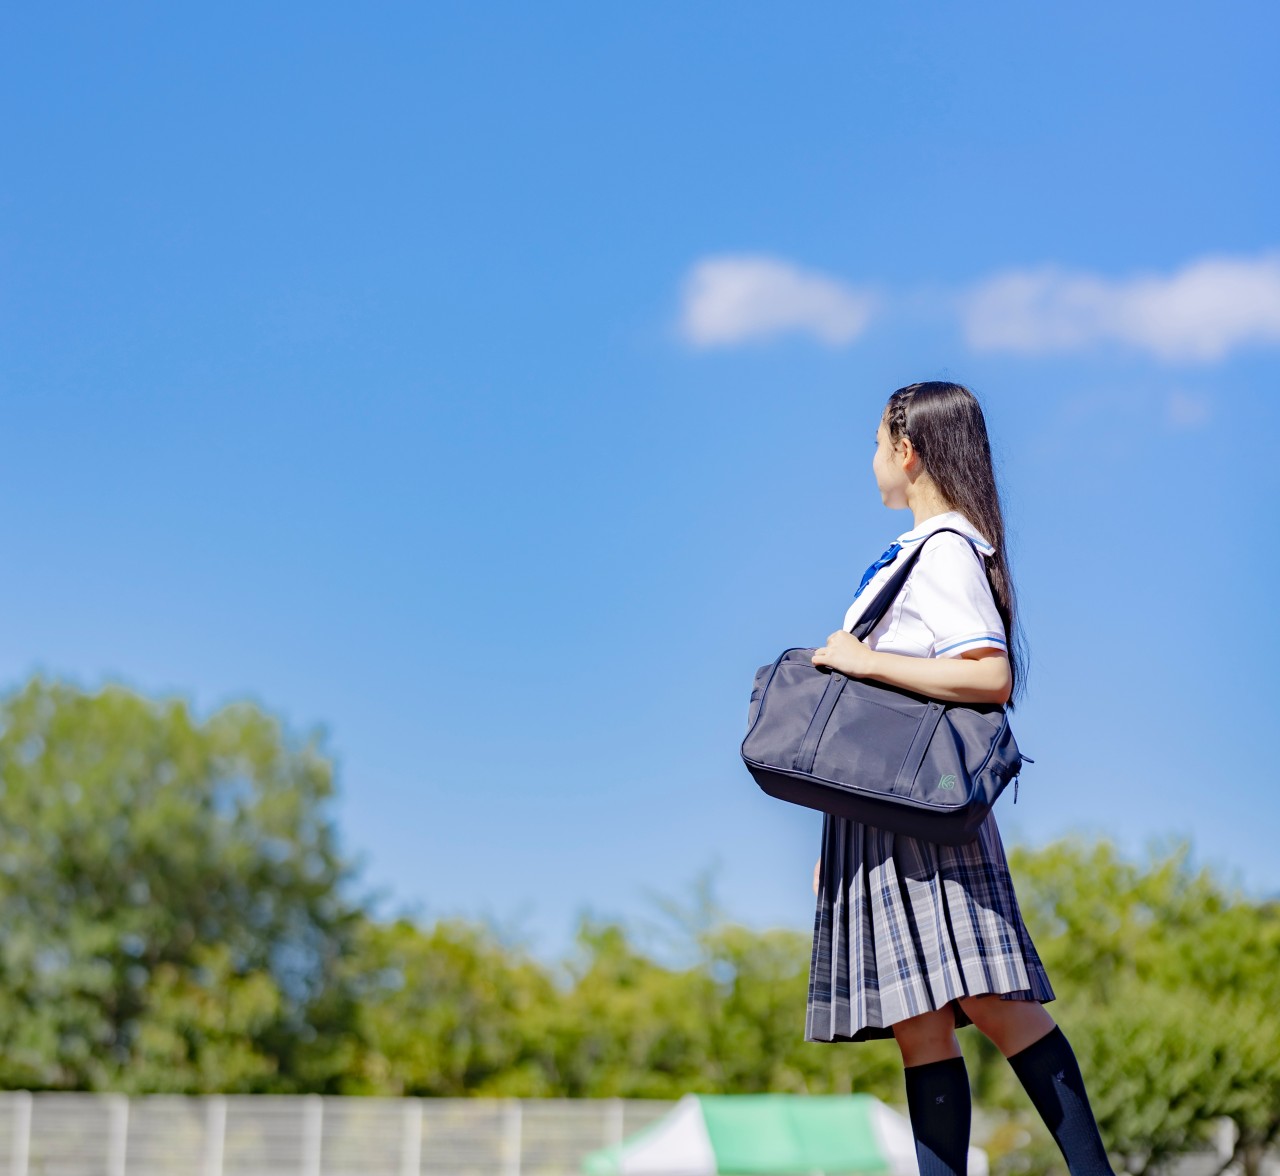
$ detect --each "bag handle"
[848,526,981,641]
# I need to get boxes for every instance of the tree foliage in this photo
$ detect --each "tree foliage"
[1007,837,1280,1176]
[0,674,1276,1176]
[0,676,362,1092]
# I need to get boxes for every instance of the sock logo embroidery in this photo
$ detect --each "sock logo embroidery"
[1054,1070,1065,1081]
[936,1095,946,1103]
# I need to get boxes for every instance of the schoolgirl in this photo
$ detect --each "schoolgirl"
[806,383,1113,1176]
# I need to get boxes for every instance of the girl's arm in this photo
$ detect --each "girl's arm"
[812,633,1011,704]
[859,646,1011,704]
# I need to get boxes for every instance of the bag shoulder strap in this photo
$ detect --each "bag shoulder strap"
[847,526,981,640]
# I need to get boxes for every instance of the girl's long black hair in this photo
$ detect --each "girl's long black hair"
[883,381,1028,708]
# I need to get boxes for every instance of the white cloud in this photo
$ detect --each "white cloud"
[1165,390,1212,429]
[959,250,1280,363]
[677,254,877,348]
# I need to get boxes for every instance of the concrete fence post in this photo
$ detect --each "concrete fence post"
[502,1098,522,1176]
[400,1099,422,1176]
[9,1092,32,1176]
[605,1097,624,1147]
[203,1096,227,1176]
[106,1094,129,1176]
[301,1094,323,1176]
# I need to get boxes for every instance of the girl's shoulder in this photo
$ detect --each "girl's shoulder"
[916,529,987,567]
[901,523,1005,653]
[898,513,994,569]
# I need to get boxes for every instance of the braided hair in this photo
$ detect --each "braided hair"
[883,381,1028,708]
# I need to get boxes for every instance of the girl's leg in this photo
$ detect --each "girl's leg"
[956,994,1114,1176]
[892,1006,972,1176]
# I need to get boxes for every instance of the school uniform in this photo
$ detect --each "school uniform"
[805,509,1056,1044]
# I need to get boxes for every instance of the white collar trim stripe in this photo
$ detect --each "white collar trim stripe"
[895,510,996,557]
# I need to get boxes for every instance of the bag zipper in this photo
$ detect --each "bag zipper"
[1013,754,1034,803]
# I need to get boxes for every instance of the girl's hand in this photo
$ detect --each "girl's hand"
[813,858,820,896]
[811,630,878,678]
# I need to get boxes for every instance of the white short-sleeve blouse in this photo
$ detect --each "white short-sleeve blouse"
[842,510,1008,660]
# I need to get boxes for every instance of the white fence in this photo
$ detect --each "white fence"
[0,1092,676,1176]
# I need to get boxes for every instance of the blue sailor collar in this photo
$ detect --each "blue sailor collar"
[895,509,996,557]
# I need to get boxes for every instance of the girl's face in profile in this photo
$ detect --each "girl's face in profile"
[872,417,910,509]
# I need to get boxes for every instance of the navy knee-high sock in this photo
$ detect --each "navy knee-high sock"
[903,1055,972,1176]
[1006,1025,1113,1175]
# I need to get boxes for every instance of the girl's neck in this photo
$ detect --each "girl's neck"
[907,483,955,529]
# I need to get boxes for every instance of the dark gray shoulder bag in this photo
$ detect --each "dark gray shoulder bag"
[740,527,1032,844]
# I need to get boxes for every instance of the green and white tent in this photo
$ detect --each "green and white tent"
[581,1092,988,1176]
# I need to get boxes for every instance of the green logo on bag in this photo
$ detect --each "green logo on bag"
[938,774,957,791]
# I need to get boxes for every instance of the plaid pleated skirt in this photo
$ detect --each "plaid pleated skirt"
[805,807,1056,1043]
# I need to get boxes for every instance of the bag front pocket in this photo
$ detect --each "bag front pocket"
[808,679,930,793]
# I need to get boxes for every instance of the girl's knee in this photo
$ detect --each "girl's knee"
[892,1006,961,1065]
[956,993,1001,1017]
[957,993,1056,1051]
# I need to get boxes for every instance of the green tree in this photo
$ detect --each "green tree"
[539,914,712,1098]
[4,664,1276,1165]
[1006,837,1280,1176]
[0,676,363,1092]
[345,915,560,1096]
[636,868,906,1100]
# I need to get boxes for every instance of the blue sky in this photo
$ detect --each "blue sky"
[3,3,1277,970]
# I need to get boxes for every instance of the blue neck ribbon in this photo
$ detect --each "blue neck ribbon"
[851,541,902,603]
